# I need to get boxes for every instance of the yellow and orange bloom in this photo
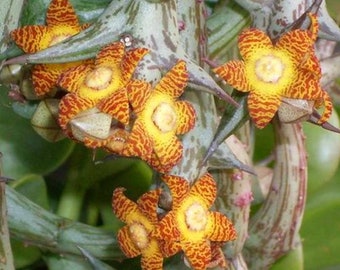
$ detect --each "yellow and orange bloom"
[123,60,196,173]
[10,0,90,96]
[57,41,149,139]
[155,173,237,270]
[112,188,164,270]
[214,13,333,128]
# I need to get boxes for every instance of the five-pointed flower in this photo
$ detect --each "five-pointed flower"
[112,188,164,270]
[155,173,237,270]
[58,41,149,133]
[213,13,333,128]
[10,0,90,96]
[122,60,196,173]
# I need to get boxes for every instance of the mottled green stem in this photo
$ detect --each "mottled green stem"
[213,135,252,269]
[7,186,124,260]
[0,169,14,269]
[244,119,307,269]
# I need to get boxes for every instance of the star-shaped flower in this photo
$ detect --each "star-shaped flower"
[58,41,149,133]
[112,188,165,270]
[122,60,196,173]
[213,13,333,128]
[155,173,237,270]
[10,0,90,96]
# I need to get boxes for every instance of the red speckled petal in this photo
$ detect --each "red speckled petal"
[121,47,150,83]
[31,64,61,96]
[283,69,321,101]
[123,121,153,162]
[112,188,140,223]
[175,100,196,135]
[97,87,130,125]
[300,53,321,78]
[10,25,49,53]
[95,42,125,66]
[156,211,181,241]
[276,29,313,62]
[207,212,237,242]
[137,189,161,223]
[190,173,217,208]
[83,137,106,149]
[161,175,190,207]
[317,90,333,124]
[140,240,164,270]
[127,80,152,113]
[238,28,273,61]
[46,0,80,27]
[213,61,250,92]
[159,239,181,258]
[58,93,95,129]
[247,91,281,129]
[154,60,188,98]
[207,243,227,269]
[152,135,183,173]
[182,240,211,270]
[117,225,141,258]
[58,63,94,93]
[308,13,319,41]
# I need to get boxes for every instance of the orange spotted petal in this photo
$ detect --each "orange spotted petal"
[283,69,321,100]
[159,239,181,258]
[10,26,49,53]
[213,61,250,92]
[207,212,237,242]
[46,0,80,27]
[83,137,106,149]
[157,211,181,241]
[58,93,95,129]
[127,80,152,113]
[140,242,164,270]
[208,243,227,269]
[97,87,129,125]
[190,173,217,208]
[175,100,196,135]
[276,29,313,62]
[247,91,281,129]
[121,48,150,83]
[152,136,183,173]
[317,90,333,124]
[112,188,140,222]
[182,240,211,270]
[32,64,61,96]
[238,28,273,60]
[137,189,161,222]
[300,53,321,77]
[95,42,125,66]
[58,63,94,93]
[161,175,190,207]
[123,121,153,162]
[117,225,141,258]
[308,13,319,41]
[154,60,188,98]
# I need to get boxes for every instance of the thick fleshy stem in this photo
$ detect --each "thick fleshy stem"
[243,118,307,269]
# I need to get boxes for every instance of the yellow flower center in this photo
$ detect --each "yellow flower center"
[49,34,71,46]
[255,55,284,83]
[128,222,149,250]
[185,202,208,231]
[152,102,177,133]
[85,67,113,90]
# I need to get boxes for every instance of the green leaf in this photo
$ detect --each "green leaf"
[270,242,303,270]
[202,91,249,164]
[301,172,340,270]
[0,86,75,179]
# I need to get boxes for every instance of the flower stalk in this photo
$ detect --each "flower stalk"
[244,119,307,269]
